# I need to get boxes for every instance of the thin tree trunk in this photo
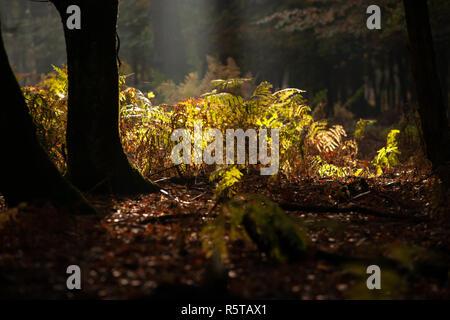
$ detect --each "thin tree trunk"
[397,52,408,107]
[369,57,382,113]
[326,65,335,117]
[388,51,395,110]
[213,0,244,66]
[0,26,94,214]
[375,59,386,113]
[403,0,450,184]
[51,0,159,194]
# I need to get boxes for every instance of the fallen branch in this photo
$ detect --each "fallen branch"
[139,212,216,224]
[278,201,427,222]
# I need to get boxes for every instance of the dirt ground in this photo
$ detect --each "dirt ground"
[0,167,449,300]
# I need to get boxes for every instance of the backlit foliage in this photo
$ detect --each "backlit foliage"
[153,56,248,105]
[23,64,402,186]
[373,129,401,176]
[20,64,409,262]
[120,74,329,186]
[313,125,347,153]
[22,65,68,173]
[209,165,243,199]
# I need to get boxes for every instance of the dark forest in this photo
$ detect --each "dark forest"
[0,0,449,305]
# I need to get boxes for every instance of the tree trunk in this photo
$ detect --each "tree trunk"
[213,0,244,66]
[397,52,408,107]
[325,65,335,117]
[375,59,386,113]
[436,44,449,112]
[403,0,450,184]
[0,26,94,214]
[51,0,159,194]
[150,0,188,82]
[388,51,395,110]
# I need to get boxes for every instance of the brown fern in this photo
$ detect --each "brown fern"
[313,125,347,153]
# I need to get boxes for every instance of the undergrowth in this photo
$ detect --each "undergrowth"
[23,63,407,189]
[21,62,427,262]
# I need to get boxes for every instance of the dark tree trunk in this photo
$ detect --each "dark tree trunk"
[0,26,94,214]
[375,59,386,113]
[325,66,335,117]
[403,0,450,184]
[397,52,408,107]
[436,44,449,112]
[51,0,159,194]
[388,51,396,109]
[368,58,380,112]
[213,0,244,66]
[150,0,188,82]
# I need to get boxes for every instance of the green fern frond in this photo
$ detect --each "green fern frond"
[372,129,401,175]
[251,81,274,101]
[202,91,243,108]
[211,78,252,91]
[210,165,243,199]
[272,88,306,107]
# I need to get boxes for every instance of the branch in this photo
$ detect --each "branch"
[278,201,427,222]
[139,212,216,224]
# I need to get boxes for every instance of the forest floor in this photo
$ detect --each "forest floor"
[0,167,449,300]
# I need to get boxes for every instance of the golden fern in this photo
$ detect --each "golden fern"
[211,78,252,91]
[312,125,347,153]
[272,88,305,108]
[251,81,274,103]
[201,91,243,108]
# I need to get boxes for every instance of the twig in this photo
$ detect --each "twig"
[139,212,216,224]
[154,177,171,183]
[351,190,371,200]
[190,192,208,201]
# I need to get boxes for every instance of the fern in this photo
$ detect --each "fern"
[201,196,308,262]
[305,122,347,156]
[42,65,68,97]
[354,119,376,140]
[22,67,69,173]
[209,165,243,199]
[311,155,352,178]
[211,78,252,91]
[202,91,243,108]
[272,88,306,108]
[373,129,401,176]
[313,125,347,153]
[250,81,275,106]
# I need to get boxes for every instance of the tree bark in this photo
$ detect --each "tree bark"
[436,44,448,111]
[0,25,94,214]
[403,0,450,184]
[397,52,408,107]
[51,0,159,194]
